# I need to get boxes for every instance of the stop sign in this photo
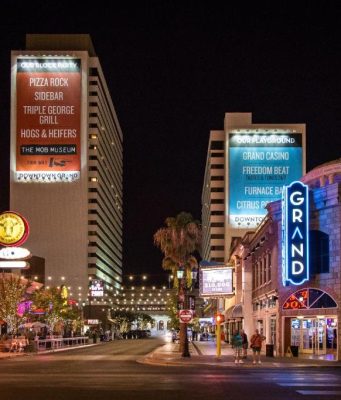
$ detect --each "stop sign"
[179,309,193,323]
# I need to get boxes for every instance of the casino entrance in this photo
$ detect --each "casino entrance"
[290,316,337,356]
[282,288,338,360]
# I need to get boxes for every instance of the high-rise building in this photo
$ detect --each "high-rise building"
[202,131,225,262]
[202,112,306,262]
[10,34,123,308]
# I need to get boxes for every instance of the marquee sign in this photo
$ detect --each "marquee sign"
[199,266,233,297]
[90,279,104,297]
[0,211,30,246]
[282,181,309,286]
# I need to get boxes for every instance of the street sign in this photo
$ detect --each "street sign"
[188,295,195,310]
[179,309,193,324]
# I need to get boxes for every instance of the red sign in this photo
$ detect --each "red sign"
[179,309,193,323]
[15,58,81,182]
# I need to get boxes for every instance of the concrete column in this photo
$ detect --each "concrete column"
[336,313,341,361]
[242,261,253,338]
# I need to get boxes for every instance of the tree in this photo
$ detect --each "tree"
[154,212,201,355]
[136,313,155,330]
[154,212,201,287]
[30,286,72,334]
[0,273,29,334]
[110,310,136,334]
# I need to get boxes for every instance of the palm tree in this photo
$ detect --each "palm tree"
[154,212,201,280]
[154,211,201,356]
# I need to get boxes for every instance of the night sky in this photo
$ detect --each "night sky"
[1,2,341,281]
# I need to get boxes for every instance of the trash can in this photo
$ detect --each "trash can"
[290,345,299,357]
[266,344,274,357]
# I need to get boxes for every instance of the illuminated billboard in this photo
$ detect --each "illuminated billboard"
[90,279,104,297]
[199,266,233,297]
[282,181,309,286]
[15,57,81,182]
[228,132,303,229]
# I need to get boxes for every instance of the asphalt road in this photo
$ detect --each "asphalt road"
[0,337,340,400]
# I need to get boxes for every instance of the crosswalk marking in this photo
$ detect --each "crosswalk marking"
[278,383,341,387]
[297,391,341,396]
[258,372,341,396]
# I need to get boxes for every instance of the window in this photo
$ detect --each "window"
[282,288,337,310]
[211,210,224,216]
[211,176,224,181]
[210,141,224,150]
[211,199,224,204]
[309,230,329,274]
[211,245,224,251]
[211,234,224,239]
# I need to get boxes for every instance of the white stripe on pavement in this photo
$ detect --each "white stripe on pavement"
[297,391,341,396]
[278,383,341,387]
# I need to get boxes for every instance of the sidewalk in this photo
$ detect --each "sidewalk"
[139,340,341,368]
[0,343,99,360]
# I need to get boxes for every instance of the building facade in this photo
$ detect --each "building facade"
[202,130,225,263]
[228,159,341,360]
[201,112,306,338]
[10,35,123,310]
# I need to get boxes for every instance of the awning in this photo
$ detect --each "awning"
[224,303,243,320]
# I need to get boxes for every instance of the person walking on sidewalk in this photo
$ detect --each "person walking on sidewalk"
[240,329,248,359]
[231,329,243,364]
[250,329,266,364]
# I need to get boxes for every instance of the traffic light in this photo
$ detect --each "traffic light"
[216,313,225,323]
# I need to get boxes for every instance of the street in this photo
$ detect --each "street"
[0,337,340,400]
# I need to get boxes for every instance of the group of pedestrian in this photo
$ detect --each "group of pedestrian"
[231,329,265,365]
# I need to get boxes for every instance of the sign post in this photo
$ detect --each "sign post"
[215,314,224,358]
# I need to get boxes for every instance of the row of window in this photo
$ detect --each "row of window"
[252,253,272,290]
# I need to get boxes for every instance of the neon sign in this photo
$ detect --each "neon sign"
[282,181,309,286]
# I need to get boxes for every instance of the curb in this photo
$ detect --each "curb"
[0,343,100,359]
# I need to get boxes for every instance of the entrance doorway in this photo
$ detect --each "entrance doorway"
[291,317,337,356]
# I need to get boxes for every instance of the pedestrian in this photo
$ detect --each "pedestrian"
[240,329,248,359]
[250,329,266,364]
[231,329,243,364]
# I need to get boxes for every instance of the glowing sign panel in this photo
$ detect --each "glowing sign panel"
[228,132,303,228]
[15,57,81,183]
[90,279,104,297]
[282,181,309,286]
[200,267,233,297]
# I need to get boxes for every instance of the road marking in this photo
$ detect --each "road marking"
[296,391,341,396]
[278,383,341,387]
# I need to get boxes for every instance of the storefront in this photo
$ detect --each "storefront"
[224,304,243,343]
[282,287,338,358]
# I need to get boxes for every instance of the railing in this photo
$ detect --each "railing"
[34,336,89,352]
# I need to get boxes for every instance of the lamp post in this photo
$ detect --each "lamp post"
[177,265,198,358]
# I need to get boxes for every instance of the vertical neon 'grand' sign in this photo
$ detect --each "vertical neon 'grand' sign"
[282,181,309,286]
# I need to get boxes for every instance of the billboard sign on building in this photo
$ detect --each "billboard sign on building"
[90,279,104,297]
[199,266,233,297]
[282,181,309,286]
[228,131,303,229]
[15,57,81,182]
